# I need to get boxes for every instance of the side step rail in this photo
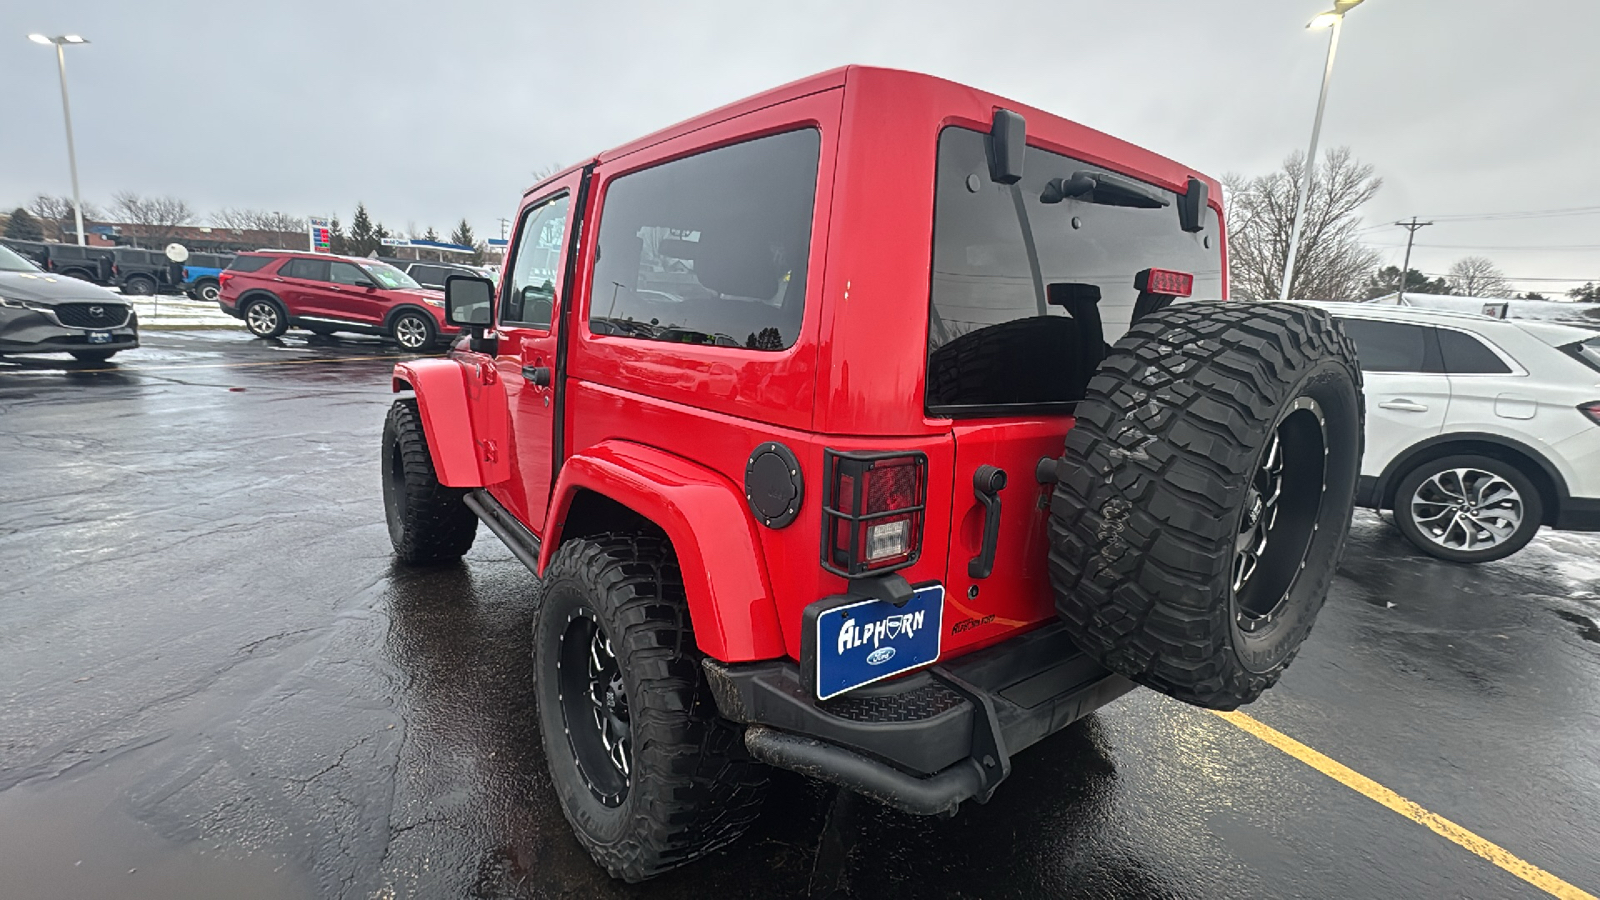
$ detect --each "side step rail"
[463,489,541,574]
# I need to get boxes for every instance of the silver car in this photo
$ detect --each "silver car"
[0,244,138,362]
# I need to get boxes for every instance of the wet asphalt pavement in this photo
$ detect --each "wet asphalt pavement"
[2,330,1599,900]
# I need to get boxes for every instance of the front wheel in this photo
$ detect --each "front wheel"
[535,534,767,882]
[391,311,435,351]
[381,398,477,564]
[243,298,288,338]
[1049,302,1364,710]
[123,276,156,296]
[1393,455,1542,563]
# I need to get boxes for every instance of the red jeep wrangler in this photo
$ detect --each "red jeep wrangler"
[381,66,1362,881]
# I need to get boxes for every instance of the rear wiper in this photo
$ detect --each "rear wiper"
[1041,171,1170,209]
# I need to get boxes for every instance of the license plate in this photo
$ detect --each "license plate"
[86,331,112,344]
[814,584,944,700]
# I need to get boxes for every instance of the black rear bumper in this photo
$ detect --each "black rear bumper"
[1556,498,1600,532]
[705,620,1135,816]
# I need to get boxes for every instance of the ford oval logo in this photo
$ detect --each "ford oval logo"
[865,646,896,666]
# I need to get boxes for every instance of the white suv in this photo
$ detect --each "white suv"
[1307,303,1600,563]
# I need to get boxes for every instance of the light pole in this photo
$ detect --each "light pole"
[28,33,91,246]
[1278,1,1364,302]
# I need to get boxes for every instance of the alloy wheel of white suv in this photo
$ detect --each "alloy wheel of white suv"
[1392,453,1544,563]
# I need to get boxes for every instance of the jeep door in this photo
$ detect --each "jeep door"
[485,174,581,530]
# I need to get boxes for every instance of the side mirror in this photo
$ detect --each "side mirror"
[444,275,495,328]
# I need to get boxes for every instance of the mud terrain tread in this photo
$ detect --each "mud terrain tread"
[538,533,767,882]
[1048,302,1361,710]
[383,398,477,564]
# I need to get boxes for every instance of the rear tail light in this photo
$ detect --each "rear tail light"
[821,449,928,577]
[219,272,234,289]
[1580,402,1600,426]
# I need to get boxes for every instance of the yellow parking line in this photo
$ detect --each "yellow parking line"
[1213,710,1597,900]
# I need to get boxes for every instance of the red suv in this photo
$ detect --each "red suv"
[218,251,452,350]
[380,67,1363,881]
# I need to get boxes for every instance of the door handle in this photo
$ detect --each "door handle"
[1378,399,1429,412]
[522,365,552,387]
[968,465,1007,579]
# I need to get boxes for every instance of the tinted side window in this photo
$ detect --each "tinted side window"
[228,255,274,272]
[1339,319,1439,373]
[503,195,571,328]
[588,129,821,351]
[280,258,329,281]
[329,261,368,286]
[1437,329,1512,374]
[410,265,447,288]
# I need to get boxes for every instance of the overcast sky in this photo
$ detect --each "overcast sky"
[6,0,1597,293]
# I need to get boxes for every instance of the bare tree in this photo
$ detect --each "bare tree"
[209,206,256,231]
[531,162,564,183]
[1446,256,1511,297]
[27,194,103,241]
[1223,147,1383,301]
[111,192,196,247]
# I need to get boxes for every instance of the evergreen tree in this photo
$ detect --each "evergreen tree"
[348,203,379,257]
[423,226,439,242]
[1569,282,1600,303]
[328,215,347,254]
[4,207,43,241]
[450,218,476,248]
[375,222,392,255]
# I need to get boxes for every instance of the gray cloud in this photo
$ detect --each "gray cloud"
[6,0,1597,291]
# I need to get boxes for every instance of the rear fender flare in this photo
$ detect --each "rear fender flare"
[541,440,784,662]
[391,358,509,487]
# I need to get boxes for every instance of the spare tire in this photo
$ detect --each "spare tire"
[1047,302,1363,710]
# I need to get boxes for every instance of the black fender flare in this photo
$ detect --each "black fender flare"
[1373,431,1569,524]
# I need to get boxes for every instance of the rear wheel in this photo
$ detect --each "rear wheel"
[391,311,435,351]
[1392,454,1542,563]
[1048,302,1364,710]
[382,398,477,564]
[123,275,157,296]
[535,534,767,882]
[196,280,220,302]
[243,297,288,338]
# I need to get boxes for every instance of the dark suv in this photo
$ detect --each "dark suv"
[0,243,138,361]
[381,258,491,292]
[218,251,452,350]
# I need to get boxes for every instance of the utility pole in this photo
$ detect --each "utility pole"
[498,218,510,240]
[1395,217,1433,303]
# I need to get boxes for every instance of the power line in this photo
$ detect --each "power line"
[1366,242,1600,251]
[1422,205,1600,223]
[1418,272,1599,283]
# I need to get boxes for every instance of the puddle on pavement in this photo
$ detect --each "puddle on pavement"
[0,773,310,900]
[1553,609,1600,644]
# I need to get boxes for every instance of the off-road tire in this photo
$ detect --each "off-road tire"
[381,398,477,564]
[123,275,157,296]
[1392,453,1543,564]
[534,533,767,882]
[243,297,289,338]
[70,349,117,362]
[1048,302,1363,710]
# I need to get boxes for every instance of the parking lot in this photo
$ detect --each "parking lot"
[2,329,1599,899]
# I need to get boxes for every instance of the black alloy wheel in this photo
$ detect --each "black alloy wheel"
[1231,397,1327,634]
[556,611,632,807]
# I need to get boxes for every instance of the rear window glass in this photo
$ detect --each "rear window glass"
[927,127,1222,414]
[1564,336,1600,374]
[1437,329,1512,374]
[588,128,821,351]
[1338,318,1440,373]
[280,258,328,280]
[228,255,275,272]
